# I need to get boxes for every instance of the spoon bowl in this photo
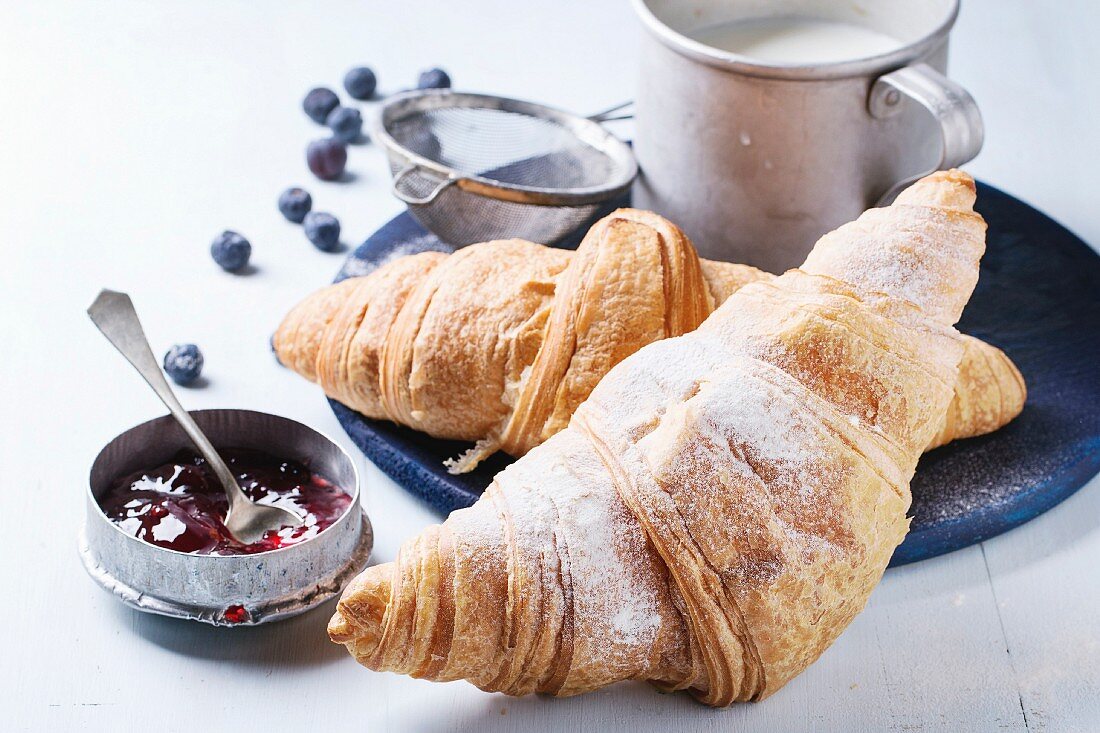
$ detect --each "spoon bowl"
[225,501,306,545]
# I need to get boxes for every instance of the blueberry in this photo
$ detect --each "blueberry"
[417,67,451,90]
[278,187,312,223]
[302,87,340,124]
[303,211,341,251]
[306,138,347,181]
[326,106,363,143]
[163,344,204,386]
[343,66,377,100]
[210,230,251,271]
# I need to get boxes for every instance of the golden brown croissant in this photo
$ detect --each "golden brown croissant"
[329,170,991,703]
[274,210,1024,470]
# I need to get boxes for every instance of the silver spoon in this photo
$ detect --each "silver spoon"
[87,289,304,545]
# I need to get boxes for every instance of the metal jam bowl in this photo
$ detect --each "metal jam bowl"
[79,409,373,626]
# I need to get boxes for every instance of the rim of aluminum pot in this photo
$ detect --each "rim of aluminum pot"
[631,0,960,80]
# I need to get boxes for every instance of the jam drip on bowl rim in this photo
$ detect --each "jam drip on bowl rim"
[98,448,351,555]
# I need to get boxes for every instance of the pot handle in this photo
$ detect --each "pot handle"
[869,62,984,205]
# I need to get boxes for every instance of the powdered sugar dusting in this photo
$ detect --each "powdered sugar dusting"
[493,428,668,683]
[568,254,967,697]
[802,199,985,326]
[340,173,990,701]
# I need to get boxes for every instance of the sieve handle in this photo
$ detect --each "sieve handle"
[588,100,634,123]
[392,165,457,205]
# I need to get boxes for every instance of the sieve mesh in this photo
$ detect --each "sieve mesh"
[376,91,636,245]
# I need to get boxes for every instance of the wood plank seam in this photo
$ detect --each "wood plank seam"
[980,542,1031,732]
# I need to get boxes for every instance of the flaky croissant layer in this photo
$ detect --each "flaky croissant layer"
[275,211,1024,472]
[331,171,993,705]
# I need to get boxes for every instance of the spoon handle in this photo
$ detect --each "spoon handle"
[86,289,249,512]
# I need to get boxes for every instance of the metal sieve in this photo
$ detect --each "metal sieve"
[373,90,637,245]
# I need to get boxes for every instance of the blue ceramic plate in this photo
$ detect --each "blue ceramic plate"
[331,182,1100,566]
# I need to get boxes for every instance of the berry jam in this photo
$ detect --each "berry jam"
[98,448,351,555]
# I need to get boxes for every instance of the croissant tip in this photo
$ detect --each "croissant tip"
[942,168,976,191]
[907,168,974,194]
[601,207,679,233]
[270,326,288,365]
[328,608,356,644]
[327,566,392,649]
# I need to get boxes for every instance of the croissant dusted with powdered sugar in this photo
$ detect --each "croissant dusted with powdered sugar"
[274,209,1024,470]
[329,170,995,703]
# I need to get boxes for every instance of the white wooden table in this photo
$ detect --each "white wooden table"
[4,1,1098,730]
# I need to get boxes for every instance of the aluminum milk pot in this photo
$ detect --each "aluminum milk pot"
[632,0,983,272]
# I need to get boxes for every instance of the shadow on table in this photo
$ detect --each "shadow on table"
[115,596,347,669]
[387,681,733,733]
